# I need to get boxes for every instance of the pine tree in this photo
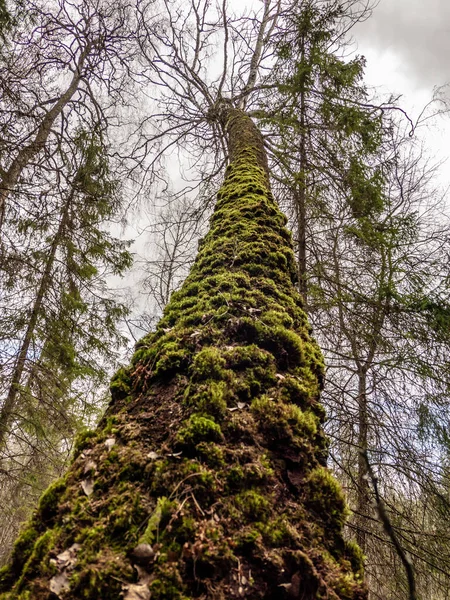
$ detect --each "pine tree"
[0,107,367,600]
[264,0,384,302]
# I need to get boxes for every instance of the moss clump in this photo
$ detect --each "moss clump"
[149,564,189,600]
[280,374,317,407]
[344,539,365,578]
[73,428,97,458]
[68,549,131,600]
[191,347,226,380]
[15,530,58,591]
[226,458,273,491]
[235,527,262,552]
[110,366,132,399]
[184,381,228,420]
[37,476,67,523]
[154,342,190,379]
[251,395,318,445]
[306,467,350,531]
[223,344,274,370]
[235,490,271,521]
[258,516,298,547]
[195,442,225,467]
[176,414,223,448]
[0,524,39,589]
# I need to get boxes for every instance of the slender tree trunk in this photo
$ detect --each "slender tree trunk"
[0,192,72,450]
[0,108,367,600]
[0,45,89,233]
[294,37,308,303]
[356,367,370,553]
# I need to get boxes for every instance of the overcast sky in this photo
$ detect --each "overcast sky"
[354,0,450,91]
[352,0,450,189]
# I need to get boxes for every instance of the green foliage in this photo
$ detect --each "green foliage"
[266,0,386,241]
[184,381,228,419]
[235,490,271,520]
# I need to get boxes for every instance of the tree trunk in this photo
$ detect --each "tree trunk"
[356,368,370,554]
[294,37,308,303]
[0,109,367,600]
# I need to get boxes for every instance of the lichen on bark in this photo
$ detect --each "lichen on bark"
[0,108,367,599]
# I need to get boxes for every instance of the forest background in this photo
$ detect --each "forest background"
[0,0,449,598]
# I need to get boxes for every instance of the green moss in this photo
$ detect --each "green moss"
[107,492,145,541]
[280,375,317,406]
[15,529,57,591]
[344,539,365,577]
[130,343,157,367]
[191,347,226,380]
[306,467,350,531]
[260,309,294,328]
[37,476,67,524]
[69,554,130,600]
[176,460,217,496]
[226,464,245,489]
[106,415,120,432]
[154,342,189,379]
[176,414,223,448]
[73,428,97,457]
[109,366,132,399]
[286,404,318,436]
[235,528,262,551]
[0,521,40,591]
[74,525,103,554]
[0,109,363,600]
[235,490,271,521]
[226,459,273,491]
[184,381,228,419]
[257,516,297,547]
[172,515,196,543]
[223,344,275,371]
[251,395,318,445]
[229,318,305,368]
[195,442,225,467]
[149,563,188,600]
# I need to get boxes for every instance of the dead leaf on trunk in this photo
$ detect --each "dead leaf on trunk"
[122,583,151,600]
[131,543,155,565]
[49,572,70,596]
[55,543,81,569]
[105,437,116,451]
[81,478,94,496]
[83,460,97,474]
[48,543,81,597]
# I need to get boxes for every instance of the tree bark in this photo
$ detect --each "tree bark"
[0,109,367,600]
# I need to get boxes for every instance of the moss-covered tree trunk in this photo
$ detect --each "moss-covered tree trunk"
[0,108,367,600]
